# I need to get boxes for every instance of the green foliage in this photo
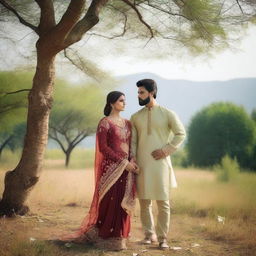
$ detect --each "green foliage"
[187,102,256,169]
[49,81,104,166]
[0,72,30,156]
[50,81,104,134]
[215,155,240,182]
[0,149,21,170]
[171,149,189,167]
[0,71,30,131]
[50,81,104,142]
[7,122,26,151]
[252,108,256,122]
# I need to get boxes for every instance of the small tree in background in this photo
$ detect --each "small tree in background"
[187,102,256,170]
[49,84,104,167]
[251,109,256,123]
[0,123,27,159]
[248,109,256,170]
[0,72,29,158]
[215,155,240,182]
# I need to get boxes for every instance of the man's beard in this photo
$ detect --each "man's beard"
[138,96,150,106]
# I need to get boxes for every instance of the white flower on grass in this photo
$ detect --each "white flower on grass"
[191,243,200,247]
[170,246,182,250]
[217,215,225,224]
[29,237,36,242]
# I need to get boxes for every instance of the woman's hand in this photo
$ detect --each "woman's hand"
[126,161,139,174]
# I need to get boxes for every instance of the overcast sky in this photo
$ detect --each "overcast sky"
[100,26,256,82]
[1,24,255,82]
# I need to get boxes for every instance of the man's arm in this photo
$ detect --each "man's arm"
[162,110,186,156]
[152,110,186,160]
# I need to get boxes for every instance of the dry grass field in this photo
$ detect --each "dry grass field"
[0,156,256,255]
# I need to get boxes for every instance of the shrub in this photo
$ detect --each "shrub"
[215,155,240,182]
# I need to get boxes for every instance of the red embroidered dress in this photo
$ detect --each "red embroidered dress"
[62,117,136,249]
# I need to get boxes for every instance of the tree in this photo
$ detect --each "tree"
[49,84,104,167]
[0,0,255,216]
[0,71,29,159]
[0,123,26,159]
[249,109,256,170]
[187,102,256,169]
[252,109,256,123]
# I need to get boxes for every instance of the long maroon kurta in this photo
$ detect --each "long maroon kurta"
[60,117,135,250]
[96,118,132,239]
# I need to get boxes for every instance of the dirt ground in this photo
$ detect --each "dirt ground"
[0,168,255,256]
[0,201,254,256]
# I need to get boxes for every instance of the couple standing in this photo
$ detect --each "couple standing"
[63,79,186,250]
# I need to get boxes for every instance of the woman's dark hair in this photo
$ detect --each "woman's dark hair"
[136,79,157,98]
[104,91,125,116]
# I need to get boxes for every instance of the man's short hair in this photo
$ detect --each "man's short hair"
[136,79,157,98]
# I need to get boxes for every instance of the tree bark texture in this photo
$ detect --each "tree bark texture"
[0,0,109,217]
[0,47,56,217]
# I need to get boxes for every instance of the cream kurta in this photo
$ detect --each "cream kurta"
[131,105,186,200]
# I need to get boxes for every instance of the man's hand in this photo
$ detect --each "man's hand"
[151,149,166,160]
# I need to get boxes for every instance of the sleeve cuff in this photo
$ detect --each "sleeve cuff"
[162,144,177,156]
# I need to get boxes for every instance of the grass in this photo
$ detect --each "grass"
[0,148,95,170]
[172,169,256,220]
[0,150,256,255]
[44,148,95,169]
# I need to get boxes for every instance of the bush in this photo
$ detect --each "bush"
[215,155,240,182]
[187,102,256,169]
[171,149,189,167]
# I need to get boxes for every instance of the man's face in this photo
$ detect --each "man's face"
[138,87,150,100]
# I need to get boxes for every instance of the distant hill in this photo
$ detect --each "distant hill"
[118,73,256,126]
[50,73,256,148]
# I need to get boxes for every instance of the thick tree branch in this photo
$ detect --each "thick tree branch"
[64,0,109,47]
[0,0,38,34]
[35,0,56,35]
[121,0,154,38]
[53,0,85,42]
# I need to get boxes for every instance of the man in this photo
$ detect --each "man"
[130,79,186,250]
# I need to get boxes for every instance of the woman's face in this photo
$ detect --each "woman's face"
[112,95,126,112]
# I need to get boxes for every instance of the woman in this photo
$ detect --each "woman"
[62,91,138,250]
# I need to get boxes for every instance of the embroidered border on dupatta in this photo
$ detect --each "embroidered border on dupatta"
[98,159,136,215]
[121,171,136,215]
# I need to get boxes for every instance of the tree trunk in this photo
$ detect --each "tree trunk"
[65,150,71,168]
[0,47,56,217]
